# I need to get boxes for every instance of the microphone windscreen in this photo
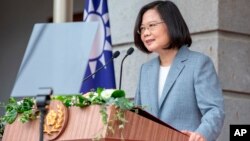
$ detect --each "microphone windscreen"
[127,47,134,55]
[113,51,120,58]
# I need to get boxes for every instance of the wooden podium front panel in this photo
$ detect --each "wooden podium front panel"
[2,118,39,141]
[106,109,189,141]
[2,105,188,141]
[57,106,109,140]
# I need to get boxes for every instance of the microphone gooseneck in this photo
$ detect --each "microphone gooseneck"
[119,47,134,90]
[82,51,120,83]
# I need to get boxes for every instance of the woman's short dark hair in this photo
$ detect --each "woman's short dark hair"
[134,0,192,54]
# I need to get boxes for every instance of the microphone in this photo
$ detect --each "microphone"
[119,47,134,90]
[82,51,120,83]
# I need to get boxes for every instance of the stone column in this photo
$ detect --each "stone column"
[217,0,250,140]
[53,0,73,23]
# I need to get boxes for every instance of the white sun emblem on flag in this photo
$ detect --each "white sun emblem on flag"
[84,0,112,76]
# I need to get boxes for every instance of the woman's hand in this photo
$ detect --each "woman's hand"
[181,130,206,141]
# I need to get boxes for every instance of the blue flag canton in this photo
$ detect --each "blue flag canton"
[81,0,116,93]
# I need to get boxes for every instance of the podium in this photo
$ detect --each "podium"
[2,104,189,141]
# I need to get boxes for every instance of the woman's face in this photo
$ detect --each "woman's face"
[140,9,170,53]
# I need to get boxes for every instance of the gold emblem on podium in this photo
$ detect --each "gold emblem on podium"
[44,100,68,140]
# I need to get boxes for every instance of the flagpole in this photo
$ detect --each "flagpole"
[53,0,73,23]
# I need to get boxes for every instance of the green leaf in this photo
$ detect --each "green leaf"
[74,95,91,107]
[114,97,134,110]
[17,98,34,113]
[8,97,16,104]
[3,110,18,124]
[19,110,36,123]
[63,98,72,107]
[51,95,65,101]
[0,117,5,137]
[99,106,108,125]
[111,90,125,98]
[96,87,104,95]
[5,98,18,112]
[91,97,105,105]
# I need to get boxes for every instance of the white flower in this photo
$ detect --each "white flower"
[84,92,97,99]
[71,96,77,104]
[84,92,99,101]
[17,100,23,105]
[101,89,115,100]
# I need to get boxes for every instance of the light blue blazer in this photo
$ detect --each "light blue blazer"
[135,46,225,141]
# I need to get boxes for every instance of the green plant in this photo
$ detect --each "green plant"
[0,88,135,139]
[0,116,5,138]
[53,88,135,136]
[1,97,37,124]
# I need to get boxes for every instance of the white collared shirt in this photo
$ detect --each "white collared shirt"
[158,65,171,102]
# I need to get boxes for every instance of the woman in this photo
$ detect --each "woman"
[134,1,225,141]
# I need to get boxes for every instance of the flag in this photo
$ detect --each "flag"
[80,0,116,93]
